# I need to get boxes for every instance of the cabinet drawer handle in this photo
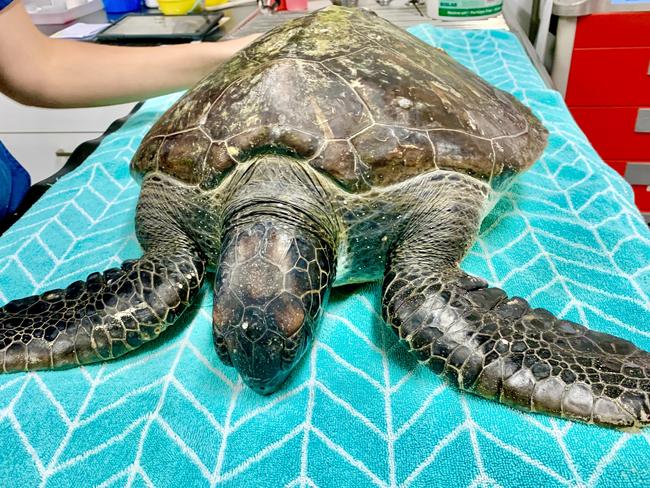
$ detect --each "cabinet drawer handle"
[636,108,650,133]
[625,162,650,186]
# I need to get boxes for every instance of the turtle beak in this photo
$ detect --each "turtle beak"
[216,311,311,395]
[217,306,310,395]
[243,370,292,395]
[211,269,309,393]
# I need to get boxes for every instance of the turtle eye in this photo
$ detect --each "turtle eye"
[212,329,233,366]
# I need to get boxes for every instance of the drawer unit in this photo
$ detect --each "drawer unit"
[565,48,650,107]
[564,11,650,221]
[0,95,135,134]
[0,94,136,183]
[626,162,650,213]
[632,184,650,213]
[604,161,650,214]
[570,107,650,161]
[604,160,628,177]
[573,10,650,48]
[1,132,103,184]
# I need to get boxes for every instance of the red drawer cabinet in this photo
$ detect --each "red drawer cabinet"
[566,48,650,107]
[572,10,650,48]
[565,11,650,221]
[605,160,629,177]
[570,107,650,161]
[632,185,650,212]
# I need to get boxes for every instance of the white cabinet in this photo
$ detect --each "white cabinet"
[0,94,136,183]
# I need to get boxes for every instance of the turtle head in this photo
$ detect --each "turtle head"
[211,157,336,394]
[212,219,333,394]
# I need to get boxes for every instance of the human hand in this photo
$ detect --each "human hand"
[221,33,264,57]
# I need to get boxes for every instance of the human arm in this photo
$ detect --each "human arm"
[0,1,260,108]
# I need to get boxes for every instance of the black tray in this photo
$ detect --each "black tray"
[95,13,224,43]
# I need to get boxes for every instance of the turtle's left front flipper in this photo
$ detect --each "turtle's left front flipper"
[383,265,650,428]
[382,186,650,429]
[0,240,205,373]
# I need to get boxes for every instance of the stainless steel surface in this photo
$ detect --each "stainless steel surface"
[553,0,650,17]
[550,15,576,95]
[204,0,258,12]
[331,0,360,5]
[625,162,650,185]
[636,108,650,133]
[503,7,556,89]
[36,3,260,37]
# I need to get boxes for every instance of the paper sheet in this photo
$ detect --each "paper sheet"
[51,22,110,39]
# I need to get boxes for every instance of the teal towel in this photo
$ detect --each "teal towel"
[1,27,649,487]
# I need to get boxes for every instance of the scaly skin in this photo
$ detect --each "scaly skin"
[0,174,207,371]
[213,219,333,394]
[211,158,336,394]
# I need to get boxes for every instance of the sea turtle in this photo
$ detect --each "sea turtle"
[1,6,648,429]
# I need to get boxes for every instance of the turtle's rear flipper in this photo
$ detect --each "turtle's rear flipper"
[0,246,205,373]
[382,265,650,429]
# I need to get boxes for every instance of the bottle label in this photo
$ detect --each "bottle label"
[438,0,503,17]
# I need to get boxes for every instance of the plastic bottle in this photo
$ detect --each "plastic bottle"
[425,0,502,20]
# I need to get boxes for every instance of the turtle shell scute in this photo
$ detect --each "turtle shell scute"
[132,136,164,174]
[158,130,211,185]
[204,60,372,142]
[309,140,370,192]
[352,125,435,186]
[228,126,321,160]
[431,130,497,178]
[201,142,238,190]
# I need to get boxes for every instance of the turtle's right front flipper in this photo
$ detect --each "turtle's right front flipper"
[0,244,205,373]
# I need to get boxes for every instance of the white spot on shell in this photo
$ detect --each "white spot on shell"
[242,322,249,330]
[397,97,413,110]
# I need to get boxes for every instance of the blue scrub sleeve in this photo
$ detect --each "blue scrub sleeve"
[0,141,31,221]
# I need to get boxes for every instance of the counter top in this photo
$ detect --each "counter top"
[35,1,553,89]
